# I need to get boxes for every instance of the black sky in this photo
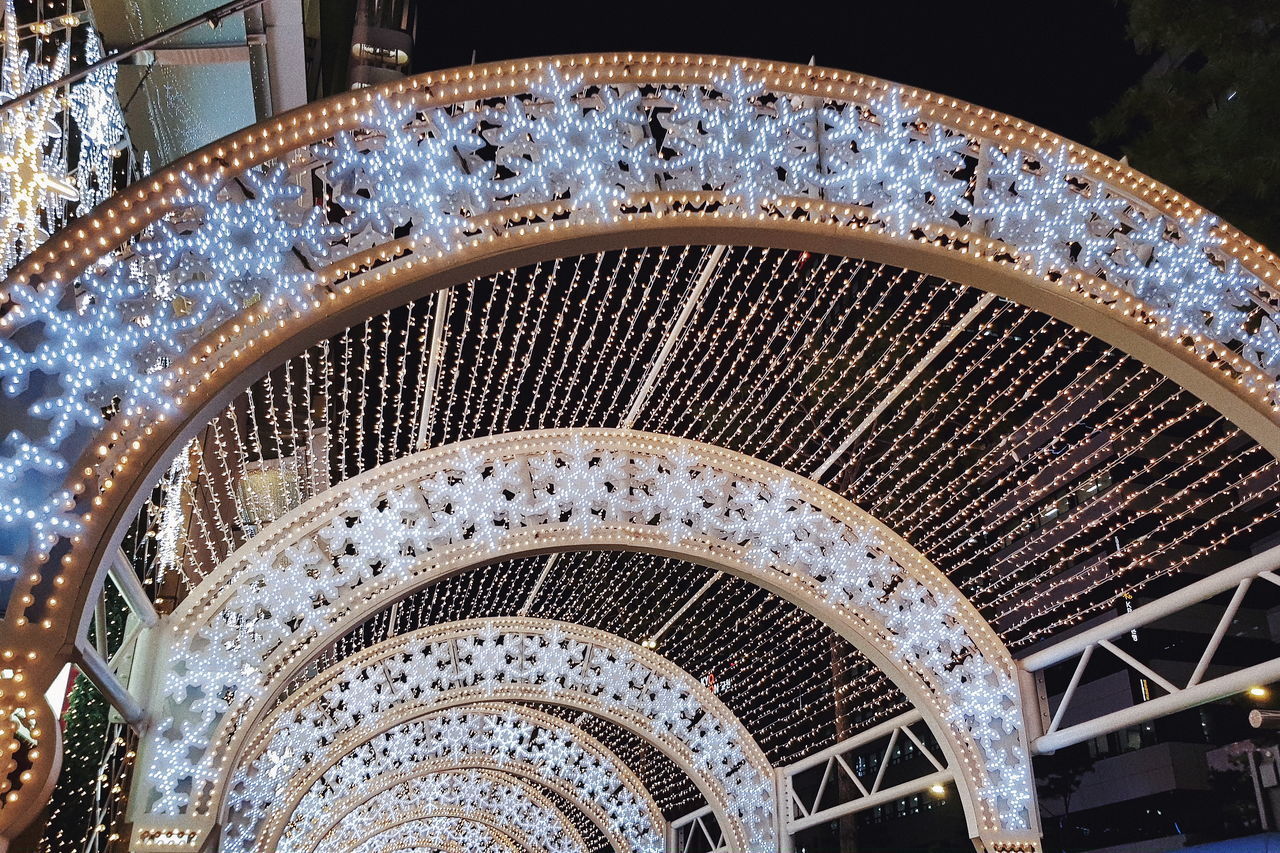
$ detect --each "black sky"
[409,1,1150,152]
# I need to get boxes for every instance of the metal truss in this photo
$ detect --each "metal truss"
[777,710,953,839]
[1022,542,1280,753]
[670,805,729,853]
[69,548,155,730]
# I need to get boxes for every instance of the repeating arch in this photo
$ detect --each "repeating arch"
[297,769,589,853]
[377,842,479,853]
[321,807,548,853]
[381,843,498,853]
[2,55,1279,729]
[231,703,665,853]
[274,753,622,853]
[131,429,1031,849]
[381,844,483,853]
[345,816,521,853]
[212,617,773,853]
[5,51,1275,847]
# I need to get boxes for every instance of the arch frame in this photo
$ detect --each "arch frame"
[318,807,540,853]
[334,814,522,853]
[5,52,1280,676]
[4,51,1274,847]
[237,702,667,853]
[295,767,590,853]
[212,616,774,853]
[127,429,1033,850]
[286,756,620,853]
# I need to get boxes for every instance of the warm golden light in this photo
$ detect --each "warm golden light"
[1248,686,1270,699]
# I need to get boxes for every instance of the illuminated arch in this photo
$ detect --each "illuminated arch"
[294,769,589,853]
[7,51,1280,845]
[379,843,489,853]
[374,841,482,853]
[204,617,774,853]
[232,703,665,853]
[342,815,521,853]
[273,755,623,853]
[339,811,530,853]
[131,429,1029,849]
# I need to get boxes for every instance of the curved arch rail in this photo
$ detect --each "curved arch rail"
[293,769,589,853]
[5,52,1273,847]
[129,429,1033,850]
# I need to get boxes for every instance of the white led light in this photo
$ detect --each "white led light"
[0,60,1271,592]
[135,432,1028,846]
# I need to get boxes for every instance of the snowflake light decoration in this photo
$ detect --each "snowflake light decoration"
[0,59,1274,597]
[134,432,1029,848]
[226,705,664,853]
[69,28,124,217]
[290,769,586,853]
[0,0,76,271]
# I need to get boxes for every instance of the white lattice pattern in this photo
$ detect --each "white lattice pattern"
[136,431,1028,841]
[230,705,663,853]
[302,770,583,853]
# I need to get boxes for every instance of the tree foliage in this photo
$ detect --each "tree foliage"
[1094,0,1280,248]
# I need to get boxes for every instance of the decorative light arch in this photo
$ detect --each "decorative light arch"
[376,841,506,853]
[269,752,625,853]
[230,703,666,853]
[332,810,533,853]
[131,429,1031,850]
[377,842,490,853]
[5,51,1279,845]
[200,617,775,853]
[340,815,521,853]
[294,769,589,853]
[368,841,483,853]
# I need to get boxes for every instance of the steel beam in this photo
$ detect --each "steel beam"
[621,244,726,428]
[1021,541,1280,672]
[671,805,725,853]
[518,553,559,616]
[811,292,996,480]
[415,288,452,450]
[125,44,254,65]
[107,548,158,628]
[1034,655,1280,753]
[651,572,722,644]
[778,709,950,836]
[72,637,147,730]
[786,770,953,833]
[1023,543,1280,752]
[1188,577,1252,687]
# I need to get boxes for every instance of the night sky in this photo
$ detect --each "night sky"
[410,1,1150,153]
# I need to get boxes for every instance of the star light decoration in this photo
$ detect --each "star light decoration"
[226,705,665,853]
[346,816,519,853]
[0,1,124,267]
[0,59,1274,589]
[136,434,1025,843]
[189,618,773,853]
[69,29,124,217]
[292,768,586,853]
[0,0,76,272]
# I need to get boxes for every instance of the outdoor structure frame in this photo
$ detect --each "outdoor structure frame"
[1,52,1280,853]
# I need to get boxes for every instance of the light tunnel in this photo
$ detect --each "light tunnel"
[0,52,1278,853]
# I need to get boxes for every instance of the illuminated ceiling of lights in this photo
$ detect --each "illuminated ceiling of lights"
[116,243,1280,844]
